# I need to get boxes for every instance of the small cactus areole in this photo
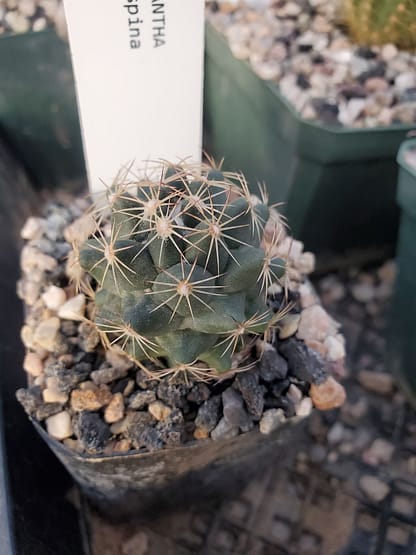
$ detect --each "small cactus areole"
[78,162,287,377]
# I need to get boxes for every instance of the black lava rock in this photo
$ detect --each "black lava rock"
[297,73,310,89]
[357,63,386,84]
[125,411,157,449]
[195,396,221,432]
[36,402,64,421]
[234,371,266,419]
[45,361,91,393]
[277,338,328,384]
[157,409,185,447]
[258,348,289,382]
[16,386,42,417]
[271,378,291,398]
[268,289,300,313]
[338,84,367,100]
[264,396,296,418]
[222,388,253,431]
[187,383,211,404]
[60,321,78,337]
[74,412,111,452]
[355,46,377,59]
[400,87,416,103]
[137,428,164,452]
[311,98,340,126]
[128,390,156,410]
[157,381,189,409]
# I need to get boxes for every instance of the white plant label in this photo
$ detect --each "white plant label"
[63,0,205,192]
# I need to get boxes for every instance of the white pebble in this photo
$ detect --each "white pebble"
[5,11,30,33]
[395,72,416,92]
[23,352,43,377]
[32,17,47,31]
[43,387,68,404]
[18,0,36,17]
[46,411,73,440]
[324,335,346,361]
[259,409,286,434]
[33,317,60,351]
[381,44,398,62]
[42,285,67,311]
[63,214,96,245]
[351,282,375,303]
[58,294,86,321]
[20,217,45,240]
[278,313,300,340]
[359,475,390,503]
[21,245,57,274]
[297,305,336,342]
[295,397,313,418]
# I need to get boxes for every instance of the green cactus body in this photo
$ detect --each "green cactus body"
[343,0,416,49]
[79,163,287,376]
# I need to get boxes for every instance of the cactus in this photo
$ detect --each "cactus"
[342,0,416,49]
[78,162,286,378]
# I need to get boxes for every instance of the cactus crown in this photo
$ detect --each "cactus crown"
[342,0,416,49]
[79,162,286,379]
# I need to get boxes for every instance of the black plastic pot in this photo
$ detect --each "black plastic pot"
[204,24,415,255]
[390,139,416,404]
[34,417,304,521]
[0,30,86,191]
[0,138,88,554]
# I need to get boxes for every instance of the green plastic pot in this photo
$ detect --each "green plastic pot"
[0,30,85,191]
[390,139,416,402]
[204,24,415,254]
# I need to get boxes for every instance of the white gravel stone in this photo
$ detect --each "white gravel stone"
[377,260,396,285]
[21,246,57,274]
[324,335,346,361]
[327,422,345,444]
[259,408,286,434]
[359,475,390,503]
[297,304,336,342]
[20,217,45,240]
[381,44,398,62]
[5,10,30,33]
[42,285,67,311]
[18,0,36,17]
[23,352,43,377]
[105,349,133,371]
[358,370,395,395]
[32,17,47,31]
[338,98,366,126]
[351,282,375,303]
[297,252,315,274]
[148,401,172,422]
[295,397,313,418]
[46,411,73,440]
[33,317,60,351]
[395,72,416,92]
[104,393,125,424]
[363,438,395,466]
[63,214,96,245]
[57,294,86,321]
[278,313,300,339]
[43,387,68,404]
